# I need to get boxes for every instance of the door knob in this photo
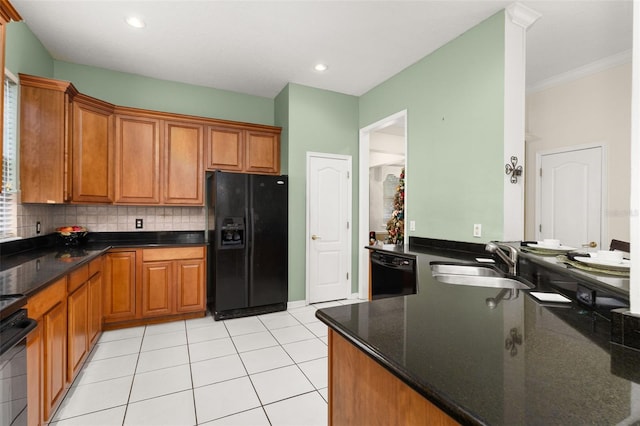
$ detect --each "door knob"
[311,234,320,240]
[582,241,597,248]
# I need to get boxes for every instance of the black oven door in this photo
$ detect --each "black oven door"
[0,309,37,426]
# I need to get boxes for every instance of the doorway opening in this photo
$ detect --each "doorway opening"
[358,111,407,299]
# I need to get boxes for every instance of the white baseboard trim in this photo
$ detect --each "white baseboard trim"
[287,300,307,309]
[287,293,364,310]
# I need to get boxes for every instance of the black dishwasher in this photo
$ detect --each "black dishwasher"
[370,251,417,300]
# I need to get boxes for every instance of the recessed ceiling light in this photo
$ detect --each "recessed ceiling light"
[314,63,328,72]
[126,16,145,28]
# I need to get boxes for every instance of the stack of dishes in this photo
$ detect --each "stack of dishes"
[572,250,630,274]
[525,239,576,255]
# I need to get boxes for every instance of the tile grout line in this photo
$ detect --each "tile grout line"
[120,323,148,425]
[184,319,201,426]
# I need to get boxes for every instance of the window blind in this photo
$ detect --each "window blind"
[1,74,18,240]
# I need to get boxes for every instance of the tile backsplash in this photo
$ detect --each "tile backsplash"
[17,203,205,239]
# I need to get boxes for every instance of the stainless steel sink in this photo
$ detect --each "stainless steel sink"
[430,262,504,277]
[429,262,535,290]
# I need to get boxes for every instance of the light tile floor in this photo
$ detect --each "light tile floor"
[49,299,364,426]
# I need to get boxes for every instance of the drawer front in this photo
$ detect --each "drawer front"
[68,265,89,293]
[142,246,205,262]
[89,256,103,277]
[27,277,67,319]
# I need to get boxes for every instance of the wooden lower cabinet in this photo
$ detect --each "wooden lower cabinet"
[26,321,43,426]
[88,270,103,346]
[141,260,173,317]
[141,247,206,317]
[104,246,206,327]
[67,282,88,380]
[328,330,459,426]
[27,257,104,425]
[27,277,68,425]
[25,248,204,424]
[175,258,206,313]
[67,257,103,381]
[43,301,67,421]
[103,250,137,323]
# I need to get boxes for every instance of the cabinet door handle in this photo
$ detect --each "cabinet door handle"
[581,241,597,248]
[311,234,320,240]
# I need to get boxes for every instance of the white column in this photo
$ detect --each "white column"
[630,0,639,313]
[503,3,541,240]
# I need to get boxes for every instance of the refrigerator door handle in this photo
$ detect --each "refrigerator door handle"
[249,206,255,255]
[245,207,251,306]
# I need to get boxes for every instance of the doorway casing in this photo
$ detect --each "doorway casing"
[358,110,408,299]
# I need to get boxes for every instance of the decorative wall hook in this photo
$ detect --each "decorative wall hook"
[505,156,523,184]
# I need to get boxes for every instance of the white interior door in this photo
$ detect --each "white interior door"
[538,146,603,249]
[307,153,351,304]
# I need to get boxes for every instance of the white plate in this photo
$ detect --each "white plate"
[529,292,571,303]
[527,243,576,252]
[573,256,630,271]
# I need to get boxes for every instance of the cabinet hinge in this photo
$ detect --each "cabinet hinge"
[347,221,349,230]
[539,168,542,177]
[539,224,542,232]
[347,171,350,179]
[346,272,349,280]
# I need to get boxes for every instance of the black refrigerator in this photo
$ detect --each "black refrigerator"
[206,171,288,320]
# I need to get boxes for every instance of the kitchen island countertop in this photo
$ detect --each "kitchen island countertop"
[317,238,639,425]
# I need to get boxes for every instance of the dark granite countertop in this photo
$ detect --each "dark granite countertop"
[0,231,206,312]
[317,238,639,425]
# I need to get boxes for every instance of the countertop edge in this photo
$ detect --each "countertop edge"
[3,241,208,300]
[21,246,112,299]
[315,308,486,426]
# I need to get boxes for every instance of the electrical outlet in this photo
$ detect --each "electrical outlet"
[36,221,41,234]
[409,220,416,231]
[473,224,482,238]
[135,218,143,229]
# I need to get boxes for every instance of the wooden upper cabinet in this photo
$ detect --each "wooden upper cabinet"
[206,125,281,175]
[164,120,204,205]
[19,73,281,205]
[245,130,280,174]
[114,114,162,204]
[19,75,77,203]
[206,126,244,171]
[72,94,115,203]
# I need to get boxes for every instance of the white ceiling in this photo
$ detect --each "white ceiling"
[11,0,633,99]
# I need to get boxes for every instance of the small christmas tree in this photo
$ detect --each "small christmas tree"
[386,168,405,244]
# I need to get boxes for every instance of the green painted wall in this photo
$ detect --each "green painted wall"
[274,84,290,174]
[359,11,505,242]
[53,61,274,125]
[281,84,359,301]
[5,22,54,77]
[5,22,273,124]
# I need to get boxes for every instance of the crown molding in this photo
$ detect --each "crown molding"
[506,3,541,30]
[527,49,632,94]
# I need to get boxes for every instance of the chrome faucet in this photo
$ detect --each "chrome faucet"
[485,242,518,275]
